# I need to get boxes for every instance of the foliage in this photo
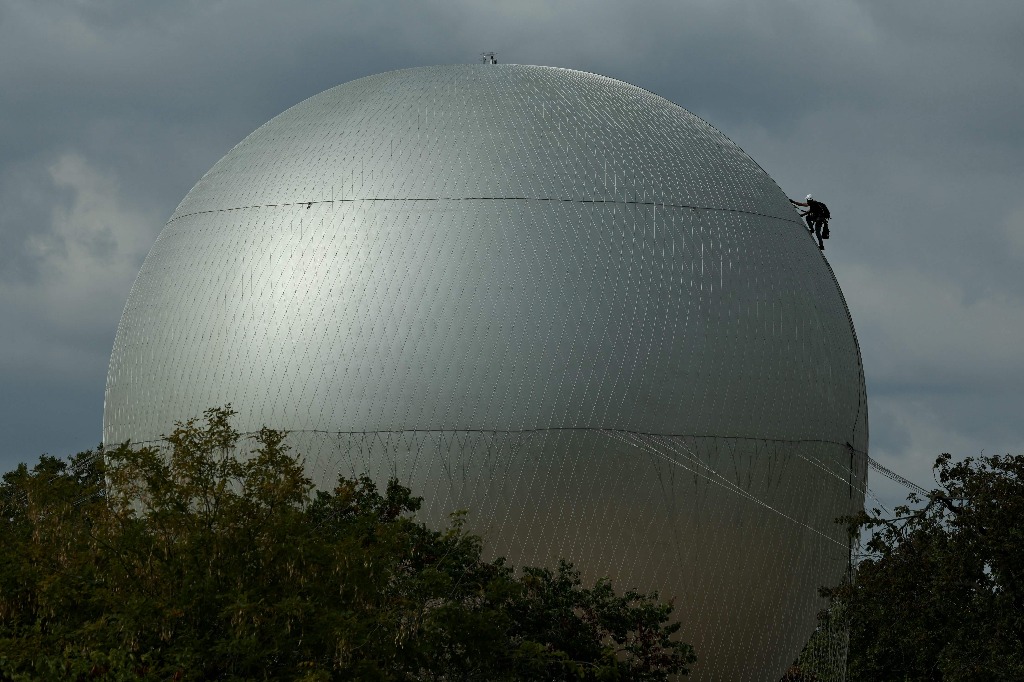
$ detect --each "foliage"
[777,600,849,682]
[0,407,695,681]
[823,452,1024,682]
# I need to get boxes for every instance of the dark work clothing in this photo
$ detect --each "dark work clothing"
[803,200,829,250]
[803,213,827,250]
[806,199,829,221]
[791,197,830,250]
[810,218,825,250]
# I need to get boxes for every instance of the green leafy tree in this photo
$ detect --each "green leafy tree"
[824,452,1024,682]
[777,600,849,682]
[1,407,695,680]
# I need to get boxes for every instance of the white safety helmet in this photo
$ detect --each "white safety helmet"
[805,194,813,201]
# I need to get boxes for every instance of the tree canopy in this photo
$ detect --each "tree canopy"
[0,407,695,681]
[824,452,1024,682]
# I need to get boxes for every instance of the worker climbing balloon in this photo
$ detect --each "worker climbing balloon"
[790,194,830,250]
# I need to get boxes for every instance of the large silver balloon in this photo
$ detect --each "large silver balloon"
[105,65,867,680]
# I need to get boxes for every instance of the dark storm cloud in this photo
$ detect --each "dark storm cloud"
[2,0,1022,513]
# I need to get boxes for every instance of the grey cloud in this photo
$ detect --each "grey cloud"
[867,407,912,458]
[0,160,73,282]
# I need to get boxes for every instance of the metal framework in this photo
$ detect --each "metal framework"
[104,65,868,681]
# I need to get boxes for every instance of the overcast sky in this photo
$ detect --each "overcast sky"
[2,0,1022,512]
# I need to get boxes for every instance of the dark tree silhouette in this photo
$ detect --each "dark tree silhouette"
[824,452,1024,682]
[0,407,695,681]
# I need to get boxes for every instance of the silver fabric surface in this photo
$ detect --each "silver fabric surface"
[104,65,868,680]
